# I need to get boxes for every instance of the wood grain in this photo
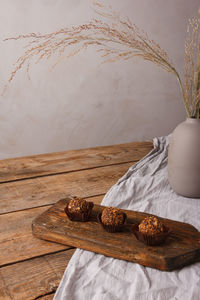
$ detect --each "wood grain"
[0,288,10,300]
[0,142,153,182]
[0,163,131,214]
[0,249,75,300]
[33,198,200,271]
[0,196,103,267]
[0,272,11,300]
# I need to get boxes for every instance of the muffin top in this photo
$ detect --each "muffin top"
[68,197,90,214]
[101,207,124,226]
[138,216,165,235]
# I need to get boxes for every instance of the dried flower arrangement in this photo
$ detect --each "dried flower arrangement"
[3,2,200,118]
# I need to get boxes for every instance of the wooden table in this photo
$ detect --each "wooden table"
[0,141,153,300]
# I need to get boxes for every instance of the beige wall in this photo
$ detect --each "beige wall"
[0,0,199,158]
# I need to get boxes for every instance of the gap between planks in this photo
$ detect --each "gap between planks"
[0,160,144,185]
[0,141,153,183]
[34,291,55,299]
[35,293,55,300]
[0,195,103,267]
[0,162,133,215]
[0,249,75,300]
[0,193,106,216]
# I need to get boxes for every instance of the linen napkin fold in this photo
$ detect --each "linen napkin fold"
[54,136,200,300]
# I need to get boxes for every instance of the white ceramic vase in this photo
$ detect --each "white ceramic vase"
[168,118,200,198]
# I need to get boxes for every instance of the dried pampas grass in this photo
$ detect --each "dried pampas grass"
[3,1,200,118]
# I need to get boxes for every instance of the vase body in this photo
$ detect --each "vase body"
[168,118,200,198]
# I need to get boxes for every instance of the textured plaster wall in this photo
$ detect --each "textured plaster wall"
[0,0,199,159]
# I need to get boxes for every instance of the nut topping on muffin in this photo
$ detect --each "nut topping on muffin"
[65,196,94,222]
[138,216,165,235]
[101,207,125,226]
[68,197,90,214]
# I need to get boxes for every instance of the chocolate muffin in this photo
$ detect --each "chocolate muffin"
[138,216,165,235]
[131,216,170,246]
[98,207,126,232]
[65,196,93,221]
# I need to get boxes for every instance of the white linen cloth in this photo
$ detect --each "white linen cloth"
[54,136,200,300]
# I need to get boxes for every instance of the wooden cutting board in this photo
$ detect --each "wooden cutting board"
[32,197,200,271]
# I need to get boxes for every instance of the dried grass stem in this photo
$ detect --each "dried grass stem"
[3,2,200,118]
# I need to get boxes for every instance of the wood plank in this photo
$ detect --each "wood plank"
[33,198,200,271]
[0,249,75,300]
[0,196,103,267]
[0,141,153,182]
[0,162,132,214]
